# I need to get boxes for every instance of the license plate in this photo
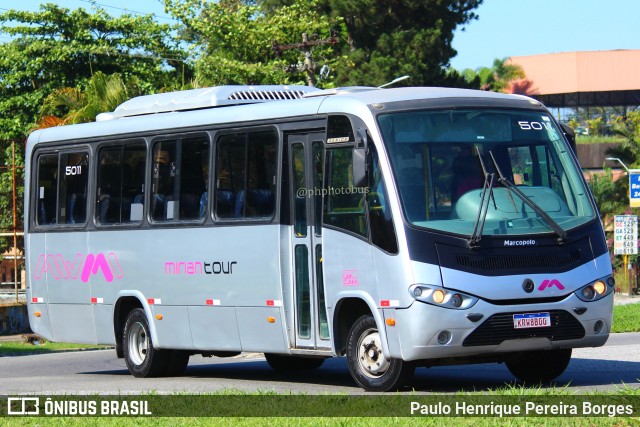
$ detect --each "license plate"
[513,312,551,329]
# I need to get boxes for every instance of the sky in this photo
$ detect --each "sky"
[450,0,640,70]
[11,0,640,71]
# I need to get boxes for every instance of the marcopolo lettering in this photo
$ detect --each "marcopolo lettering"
[504,239,536,247]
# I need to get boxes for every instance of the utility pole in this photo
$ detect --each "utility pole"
[12,141,18,302]
[272,32,338,87]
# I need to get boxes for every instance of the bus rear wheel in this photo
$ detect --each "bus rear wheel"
[265,354,325,371]
[165,350,190,376]
[346,315,415,391]
[123,308,169,377]
[505,348,572,383]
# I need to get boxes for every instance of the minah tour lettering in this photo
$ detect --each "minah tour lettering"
[164,260,237,275]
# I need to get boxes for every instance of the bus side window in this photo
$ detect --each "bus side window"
[368,149,398,254]
[96,142,146,225]
[245,132,276,218]
[323,147,367,237]
[125,145,147,222]
[58,152,89,225]
[215,135,245,219]
[151,140,177,221]
[179,136,209,220]
[151,136,210,222]
[214,130,277,220]
[36,154,59,226]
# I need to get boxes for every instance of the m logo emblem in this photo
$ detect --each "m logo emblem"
[538,279,565,291]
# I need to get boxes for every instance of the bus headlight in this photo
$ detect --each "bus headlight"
[575,277,613,302]
[409,284,478,309]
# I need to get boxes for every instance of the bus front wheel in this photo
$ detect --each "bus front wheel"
[505,348,572,383]
[123,308,169,377]
[346,315,414,391]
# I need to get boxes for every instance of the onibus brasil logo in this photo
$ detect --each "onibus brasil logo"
[33,253,123,283]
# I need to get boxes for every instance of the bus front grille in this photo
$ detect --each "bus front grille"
[456,251,581,273]
[462,310,585,347]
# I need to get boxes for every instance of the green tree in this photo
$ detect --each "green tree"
[0,4,186,139]
[260,0,482,87]
[589,169,630,220]
[461,57,525,92]
[0,4,187,252]
[164,0,344,86]
[586,116,605,137]
[609,111,640,167]
[34,72,140,128]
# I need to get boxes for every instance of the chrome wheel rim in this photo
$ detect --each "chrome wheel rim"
[128,321,148,366]
[356,327,390,378]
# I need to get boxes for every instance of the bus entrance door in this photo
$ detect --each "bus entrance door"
[287,134,330,350]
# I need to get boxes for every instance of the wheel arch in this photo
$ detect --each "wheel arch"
[114,291,157,357]
[332,292,389,357]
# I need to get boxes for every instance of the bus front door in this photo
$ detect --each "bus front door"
[288,134,330,350]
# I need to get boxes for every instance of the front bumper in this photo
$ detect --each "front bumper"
[382,292,613,362]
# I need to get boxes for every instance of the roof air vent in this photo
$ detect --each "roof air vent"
[97,85,320,121]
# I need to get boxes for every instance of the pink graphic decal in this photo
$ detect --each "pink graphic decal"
[63,254,84,280]
[81,253,113,283]
[33,252,124,283]
[342,270,359,286]
[107,253,124,280]
[538,279,565,291]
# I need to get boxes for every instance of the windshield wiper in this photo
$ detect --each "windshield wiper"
[469,149,496,247]
[469,171,495,247]
[488,151,568,244]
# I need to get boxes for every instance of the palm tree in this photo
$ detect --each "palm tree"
[508,78,538,96]
[32,72,139,130]
[462,57,525,93]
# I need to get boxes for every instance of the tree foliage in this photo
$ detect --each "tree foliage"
[260,0,482,87]
[164,0,344,86]
[0,3,185,139]
[589,169,630,220]
[460,57,525,92]
[609,111,640,167]
[588,111,640,244]
[34,72,140,129]
[0,3,187,252]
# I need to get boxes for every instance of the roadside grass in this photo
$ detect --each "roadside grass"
[0,340,110,356]
[612,302,640,333]
[2,417,637,427]
[576,135,626,144]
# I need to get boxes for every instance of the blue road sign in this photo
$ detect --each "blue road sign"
[630,172,640,208]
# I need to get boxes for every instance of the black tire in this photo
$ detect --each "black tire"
[123,308,170,377]
[506,348,572,383]
[346,315,415,391]
[115,340,124,359]
[164,350,190,376]
[265,354,325,371]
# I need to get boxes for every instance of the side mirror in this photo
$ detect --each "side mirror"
[352,128,368,187]
[560,123,576,153]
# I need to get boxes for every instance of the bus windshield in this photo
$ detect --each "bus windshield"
[377,109,595,238]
